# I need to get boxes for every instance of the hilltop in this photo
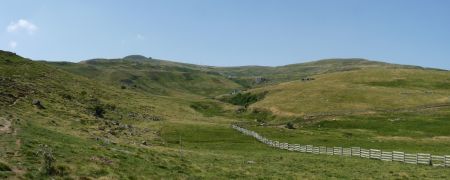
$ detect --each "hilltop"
[212,58,436,86]
[49,56,440,90]
[48,55,241,97]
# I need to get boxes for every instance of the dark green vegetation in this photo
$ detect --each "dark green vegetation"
[189,101,224,117]
[219,91,267,107]
[1,50,450,179]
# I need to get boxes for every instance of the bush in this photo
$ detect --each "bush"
[222,91,267,107]
[36,145,56,176]
[92,105,106,118]
[86,98,112,118]
[286,122,296,129]
[0,161,11,171]
[80,91,87,96]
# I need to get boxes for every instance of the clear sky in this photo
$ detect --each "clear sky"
[1,0,449,69]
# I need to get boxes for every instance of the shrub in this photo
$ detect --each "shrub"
[222,91,267,107]
[0,161,11,171]
[286,122,296,129]
[86,99,112,118]
[92,105,106,118]
[36,145,56,176]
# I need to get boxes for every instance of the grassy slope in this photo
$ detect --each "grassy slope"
[0,51,214,178]
[2,51,450,179]
[48,56,241,97]
[249,68,450,116]
[212,58,432,85]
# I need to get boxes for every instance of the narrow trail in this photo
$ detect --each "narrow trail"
[8,95,29,107]
[0,117,11,133]
[0,116,26,177]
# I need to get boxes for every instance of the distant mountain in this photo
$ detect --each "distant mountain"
[212,58,442,87]
[49,55,241,97]
[50,56,446,93]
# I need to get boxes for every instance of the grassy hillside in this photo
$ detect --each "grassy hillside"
[213,58,433,86]
[2,50,450,179]
[0,51,218,178]
[48,55,241,97]
[245,68,450,117]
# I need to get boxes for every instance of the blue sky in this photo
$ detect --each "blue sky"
[1,0,449,69]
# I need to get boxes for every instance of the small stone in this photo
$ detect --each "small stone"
[32,99,45,109]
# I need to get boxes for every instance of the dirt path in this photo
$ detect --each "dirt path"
[0,116,26,177]
[0,117,12,133]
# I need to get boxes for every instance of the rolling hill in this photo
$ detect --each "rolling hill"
[244,68,450,118]
[0,50,234,178]
[2,50,450,179]
[212,58,434,86]
[48,55,242,97]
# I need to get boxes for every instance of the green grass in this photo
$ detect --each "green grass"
[190,101,224,117]
[2,50,450,179]
[249,68,450,116]
[213,58,434,84]
[160,121,450,179]
[48,56,242,97]
[245,108,450,155]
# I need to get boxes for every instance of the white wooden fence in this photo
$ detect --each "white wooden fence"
[232,125,449,167]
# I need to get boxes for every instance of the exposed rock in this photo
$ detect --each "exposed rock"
[231,89,240,95]
[0,117,12,134]
[128,112,163,121]
[236,106,246,113]
[254,77,268,84]
[90,156,113,165]
[301,77,315,81]
[32,99,45,109]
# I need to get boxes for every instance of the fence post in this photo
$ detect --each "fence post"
[444,155,449,167]
[231,125,449,168]
[416,154,418,164]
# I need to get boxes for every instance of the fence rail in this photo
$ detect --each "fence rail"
[232,125,449,168]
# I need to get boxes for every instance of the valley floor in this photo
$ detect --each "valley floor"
[2,108,450,179]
